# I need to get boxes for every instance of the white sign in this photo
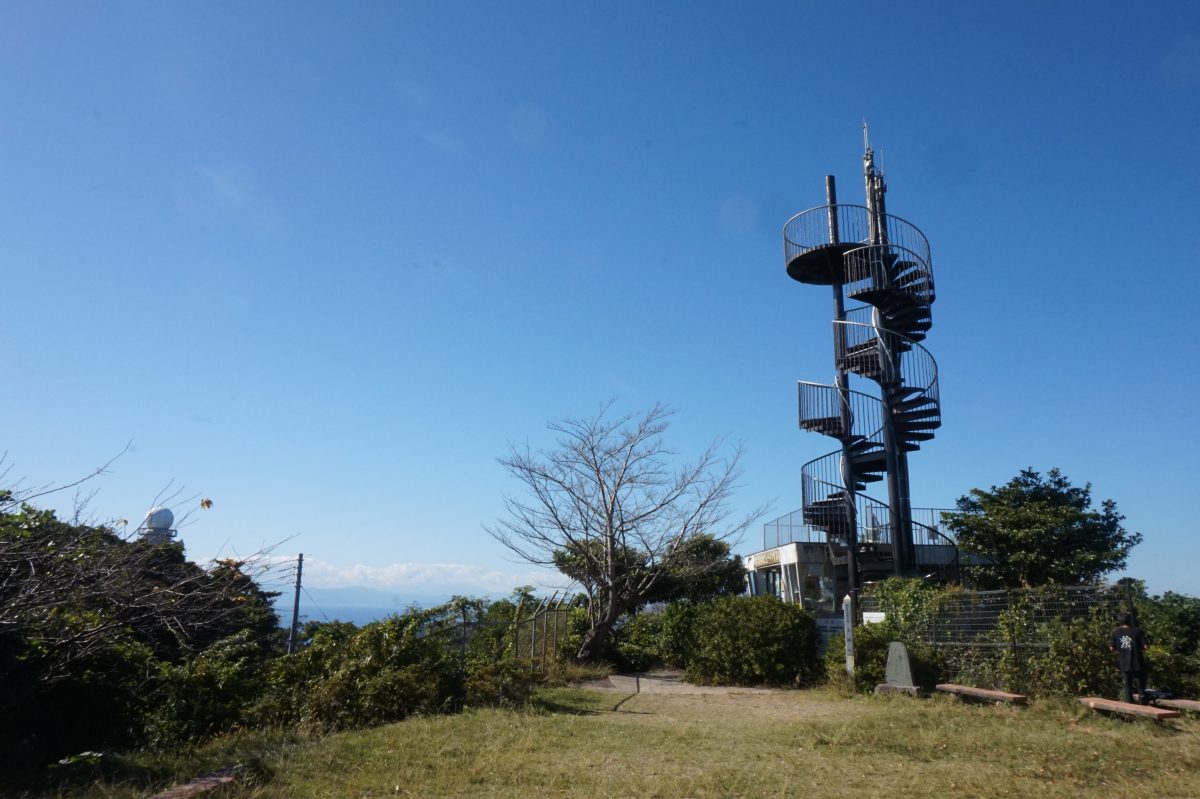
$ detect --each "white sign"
[862,611,886,625]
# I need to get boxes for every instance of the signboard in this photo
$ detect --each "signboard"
[862,611,886,625]
[815,616,845,637]
[748,549,781,569]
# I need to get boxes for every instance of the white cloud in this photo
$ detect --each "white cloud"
[252,555,562,594]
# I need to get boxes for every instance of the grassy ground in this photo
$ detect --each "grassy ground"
[220,687,1200,799]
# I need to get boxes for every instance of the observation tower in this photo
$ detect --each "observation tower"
[746,136,958,613]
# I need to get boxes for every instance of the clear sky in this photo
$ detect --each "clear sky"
[3,1,1198,598]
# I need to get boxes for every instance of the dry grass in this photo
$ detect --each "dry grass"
[229,688,1200,799]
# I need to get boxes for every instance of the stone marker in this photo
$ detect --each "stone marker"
[875,641,921,697]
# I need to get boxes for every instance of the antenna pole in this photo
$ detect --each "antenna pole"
[288,553,303,654]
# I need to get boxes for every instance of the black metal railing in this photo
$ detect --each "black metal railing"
[799,450,893,544]
[783,205,931,276]
[844,243,935,308]
[761,508,828,549]
[834,320,938,399]
[783,187,951,585]
[912,507,956,543]
[797,381,885,445]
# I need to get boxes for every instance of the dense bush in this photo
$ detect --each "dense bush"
[147,629,277,745]
[0,500,284,772]
[612,610,666,672]
[1,498,553,786]
[463,659,536,708]
[823,623,942,694]
[1138,590,1200,697]
[658,600,699,667]
[827,579,1159,698]
[670,596,820,687]
[264,603,481,730]
[259,597,552,731]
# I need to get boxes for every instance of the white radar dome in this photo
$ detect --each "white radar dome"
[145,507,175,530]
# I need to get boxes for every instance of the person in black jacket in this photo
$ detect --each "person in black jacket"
[1109,612,1150,704]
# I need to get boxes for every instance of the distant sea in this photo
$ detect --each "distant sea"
[272,587,460,628]
[285,604,403,627]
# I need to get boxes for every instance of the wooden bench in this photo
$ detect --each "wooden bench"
[1155,698,1200,714]
[1078,697,1179,720]
[936,683,1027,704]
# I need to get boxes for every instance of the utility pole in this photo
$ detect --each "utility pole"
[288,553,303,654]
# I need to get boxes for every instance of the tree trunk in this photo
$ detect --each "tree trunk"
[575,604,624,662]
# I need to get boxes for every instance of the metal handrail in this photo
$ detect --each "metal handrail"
[912,507,957,543]
[833,320,940,408]
[796,380,886,445]
[761,508,828,549]
[782,205,931,277]
[799,449,894,544]
[795,324,942,556]
[843,243,935,307]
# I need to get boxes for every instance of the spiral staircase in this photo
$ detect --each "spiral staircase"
[783,147,958,590]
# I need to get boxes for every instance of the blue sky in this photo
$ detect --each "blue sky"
[3,1,1198,598]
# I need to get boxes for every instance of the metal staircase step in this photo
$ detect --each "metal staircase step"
[895,408,940,422]
[892,397,935,411]
[850,446,887,469]
[799,415,846,437]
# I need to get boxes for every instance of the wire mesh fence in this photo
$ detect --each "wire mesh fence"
[854,585,1134,696]
[859,584,1126,648]
[509,601,573,672]
[429,599,575,674]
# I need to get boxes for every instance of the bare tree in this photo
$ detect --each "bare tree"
[487,403,760,661]
[0,455,281,687]
[0,503,283,685]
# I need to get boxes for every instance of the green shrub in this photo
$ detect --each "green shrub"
[612,611,665,672]
[147,629,273,745]
[464,659,536,708]
[658,601,698,668]
[677,596,819,687]
[264,607,466,731]
[556,606,596,662]
[1139,591,1200,696]
[1026,614,1120,697]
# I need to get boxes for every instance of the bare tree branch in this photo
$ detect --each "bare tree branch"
[485,403,763,660]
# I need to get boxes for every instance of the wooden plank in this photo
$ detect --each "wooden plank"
[935,683,1027,704]
[1157,698,1200,713]
[1078,697,1179,720]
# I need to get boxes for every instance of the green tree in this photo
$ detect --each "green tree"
[943,468,1141,589]
[488,403,759,661]
[552,533,745,609]
[0,496,283,768]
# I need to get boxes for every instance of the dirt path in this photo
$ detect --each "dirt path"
[575,669,788,695]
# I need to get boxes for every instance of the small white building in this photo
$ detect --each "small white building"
[744,507,959,615]
[745,541,838,613]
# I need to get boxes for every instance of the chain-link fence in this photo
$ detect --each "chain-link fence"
[510,601,573,672]
[860,584,1125,648]
[857,585,1131,696]
[433,599,575,674]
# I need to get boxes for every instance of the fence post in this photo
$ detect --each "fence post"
[459,603,469,676]
[843,593,856,675]
[513,598,525,664]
